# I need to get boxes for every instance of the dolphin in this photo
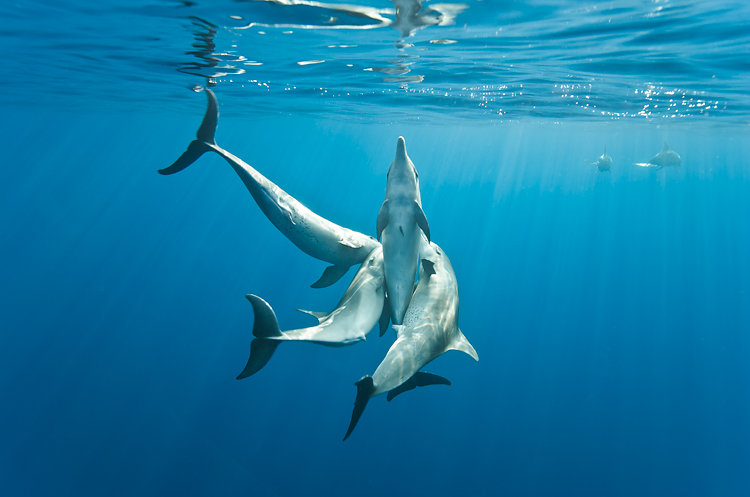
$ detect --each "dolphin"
[343,242,478,440]
[377,136,430,325]
[593,146,613,172]
[237,246,386,378]
[160,89,380,288]
[635,142,682,169]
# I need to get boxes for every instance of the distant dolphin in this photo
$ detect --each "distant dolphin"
[635,142,682,169]
[237,246,386,378]
[377,136,430,325]
[343,242,478,440]
[593,147,612,172]
[160,89,380,288]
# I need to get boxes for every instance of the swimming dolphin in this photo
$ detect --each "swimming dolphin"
[635,142,682,169]
[377,136,430,325]
[237,246,386,378]
[593,146,612,172]
[343,242,478,440]
[160,89,380,288]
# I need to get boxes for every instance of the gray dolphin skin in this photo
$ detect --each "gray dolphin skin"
[159,89,380,288]
[635,141,682,169]
[343,242,478,440]
[377,136,430,325]
[593,146,613,172]
[237,246,386,378]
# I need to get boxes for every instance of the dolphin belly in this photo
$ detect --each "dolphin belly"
[382,220,420,324]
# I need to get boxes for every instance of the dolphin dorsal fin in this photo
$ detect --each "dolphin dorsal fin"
[663,141,670,151]
[297,309,328,323]
[448,329,479,361]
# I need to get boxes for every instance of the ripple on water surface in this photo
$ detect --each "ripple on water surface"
[2,0,749,122]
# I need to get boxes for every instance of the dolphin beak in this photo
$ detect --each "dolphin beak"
[396,136,407,161]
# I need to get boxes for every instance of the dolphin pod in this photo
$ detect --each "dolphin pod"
[162,89,478,440]
[592,142,683,172]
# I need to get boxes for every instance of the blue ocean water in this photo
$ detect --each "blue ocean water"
[1,1,749,496]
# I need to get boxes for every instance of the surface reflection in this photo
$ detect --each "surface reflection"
[233,0,467,37]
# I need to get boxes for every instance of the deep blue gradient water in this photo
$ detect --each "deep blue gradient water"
[2,1,750,496]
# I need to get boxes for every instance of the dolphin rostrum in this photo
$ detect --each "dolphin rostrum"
[593,146,612,172]
[377,136,430,325]
[160,89,380,288]
[635,141,682,169]
[343,242,477,440]
[237,246,386,378]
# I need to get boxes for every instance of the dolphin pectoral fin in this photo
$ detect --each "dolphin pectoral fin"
[448,329,479,361]
[421,259,436,278]
[413,201,431,242]
[378,298,390,337]
[376,200,389,240]
[386,372,451,402]
[343,376,374,441]
[237,295,284,379]
[310,264,350,288]
[297,309,329,323]
[159,89,219,175]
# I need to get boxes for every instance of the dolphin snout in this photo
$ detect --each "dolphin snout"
[396,136,407,160]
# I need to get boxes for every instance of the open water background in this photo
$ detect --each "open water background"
[1,1,749,496]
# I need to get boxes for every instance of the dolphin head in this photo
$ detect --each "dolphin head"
[388,136,419,186]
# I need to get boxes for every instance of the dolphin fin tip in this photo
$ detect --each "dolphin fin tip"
[311,264,349,288]
[343,376,374,441]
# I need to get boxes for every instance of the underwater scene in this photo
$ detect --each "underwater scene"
[1,1,749,496]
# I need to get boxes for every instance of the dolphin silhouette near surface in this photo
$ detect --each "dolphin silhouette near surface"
[160,89,380,288]
[377,136,431,325]
[343,242,478,440]
[635,142,682,169]
[237,246,387,378]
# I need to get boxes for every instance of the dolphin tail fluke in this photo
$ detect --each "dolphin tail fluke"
[310,264,350,288]
[386,372,451,402]
[343,376,374,441]
[236,294,284,379]
[236,338,280,379]
[158,89,219,175]
[448,329,479,361]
